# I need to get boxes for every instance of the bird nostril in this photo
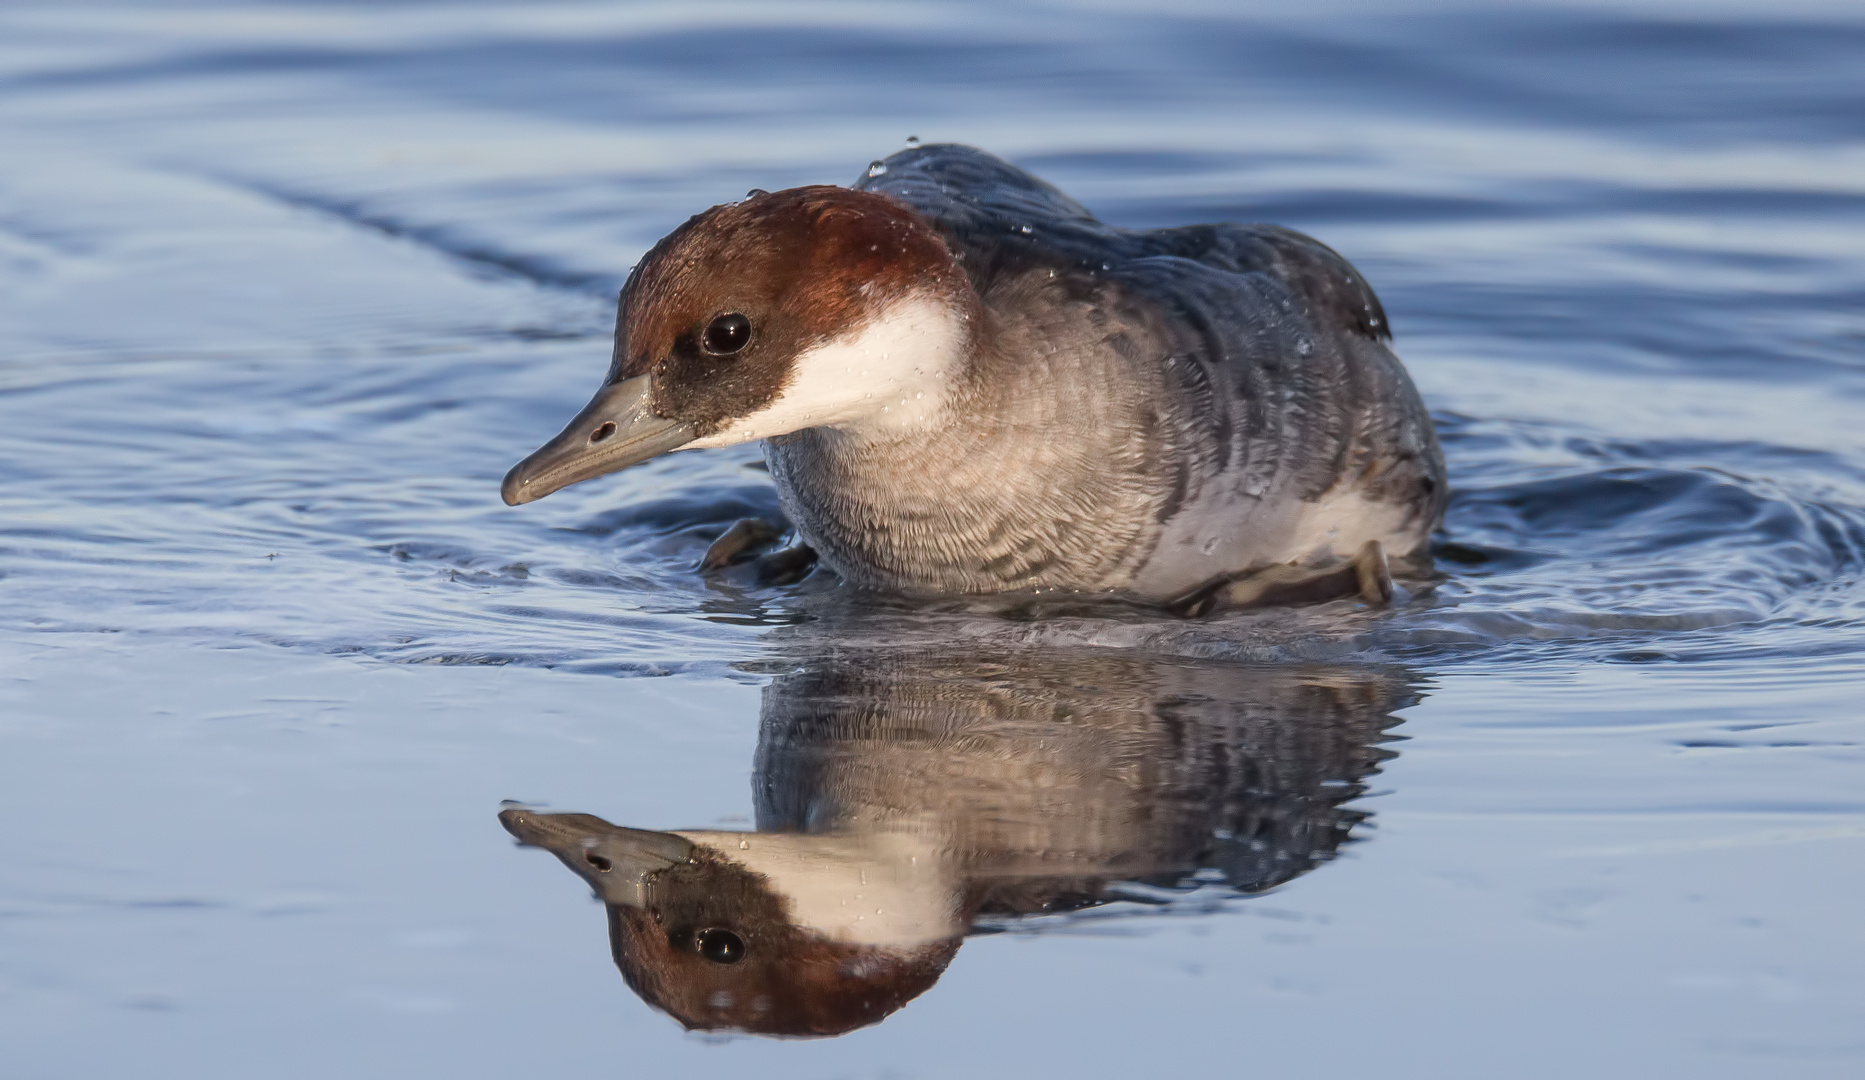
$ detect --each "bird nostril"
[584,852,614,872]
[590,421,617,444]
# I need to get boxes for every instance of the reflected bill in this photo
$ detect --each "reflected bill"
[501,649,1415,1037]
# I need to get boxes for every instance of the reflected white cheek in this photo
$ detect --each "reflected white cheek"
[674,831,959,947]
[685,294,965,448]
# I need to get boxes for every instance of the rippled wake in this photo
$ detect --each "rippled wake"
[3,0,1860,673]
[7,334,1860,671]
[3,3,1864,1072]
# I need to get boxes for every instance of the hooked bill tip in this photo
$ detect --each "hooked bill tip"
[500,466,532,506]
[501,453,570,506]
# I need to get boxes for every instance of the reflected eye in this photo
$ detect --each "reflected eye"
[695,927,745,964]
[701,312,752,356]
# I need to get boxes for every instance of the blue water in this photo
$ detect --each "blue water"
[3,0,1863,1075]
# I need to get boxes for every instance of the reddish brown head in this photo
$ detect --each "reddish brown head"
[500,807,963,1039]
[616,186,971,429]
[606,869,959,1038]
[503,186,976,506]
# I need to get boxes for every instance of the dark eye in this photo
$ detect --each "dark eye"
[702,312,752,356]
[695,927,745,964]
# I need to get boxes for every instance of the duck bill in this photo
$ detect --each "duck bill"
[499,805,696,908]
[501,374,695,506]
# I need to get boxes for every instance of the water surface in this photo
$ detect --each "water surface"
[3,1,1863,1076]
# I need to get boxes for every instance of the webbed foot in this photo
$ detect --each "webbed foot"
[700,518,784,571]
[1171,540,1393,618]
[700,518,818,586]
[752,544,818,586]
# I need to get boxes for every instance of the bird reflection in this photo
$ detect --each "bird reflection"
[500,649,1414,1038]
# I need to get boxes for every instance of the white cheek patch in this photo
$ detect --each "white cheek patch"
[675,830,960,947]
[684,293,965,448]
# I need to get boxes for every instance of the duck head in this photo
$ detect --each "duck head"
[501,186,977,506]
[499,654,1416,1037]
[498,805,961,1037]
